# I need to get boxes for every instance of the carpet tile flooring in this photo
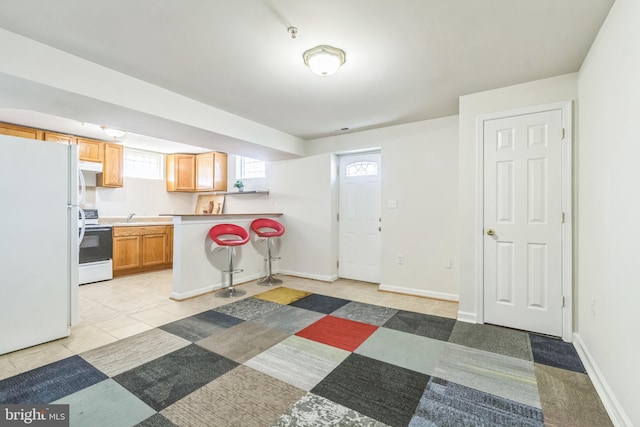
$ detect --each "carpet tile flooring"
[295,315,378,352]
[0,286,611,427]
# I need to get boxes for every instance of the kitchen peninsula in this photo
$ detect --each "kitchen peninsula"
[164,213,283,300]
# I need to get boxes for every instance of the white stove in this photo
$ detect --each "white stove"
[79,209,113,285]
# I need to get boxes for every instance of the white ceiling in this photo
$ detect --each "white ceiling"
[0,0,613,154]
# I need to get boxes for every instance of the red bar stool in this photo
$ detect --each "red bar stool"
[251,218,285,286]
[209,224,250,298]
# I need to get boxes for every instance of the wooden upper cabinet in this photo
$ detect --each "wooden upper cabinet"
[196,152,227,191]
[97,143,123,187]
[0,122,43,140]
[166,154,196,192]
[77,137,103,162]
[43,131,76,145]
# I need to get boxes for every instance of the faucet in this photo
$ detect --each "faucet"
[126,213,136,223]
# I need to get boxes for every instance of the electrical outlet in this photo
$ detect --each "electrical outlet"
[590,298,596,316]
[397,254,405,265]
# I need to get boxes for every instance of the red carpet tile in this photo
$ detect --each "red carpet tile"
[296,316,378,352]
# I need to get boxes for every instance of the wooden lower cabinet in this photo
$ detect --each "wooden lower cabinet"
[112,225,173,276]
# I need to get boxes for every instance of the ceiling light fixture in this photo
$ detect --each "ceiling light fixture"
[303,45,346,77]
[100,126,127,140]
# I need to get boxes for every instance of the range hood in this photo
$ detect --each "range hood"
[79,160,103,173]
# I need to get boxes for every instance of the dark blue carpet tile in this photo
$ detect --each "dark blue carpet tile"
[289,294,351,314]
[159,310,244,342]
[114,344,238,411]
[410,376,544,427]
[529,334,586,373]
[384,310,456,341]
[0,355,108,404]
[135,413,178,427]
[312,353,430,427]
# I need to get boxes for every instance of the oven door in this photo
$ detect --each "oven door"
[79,226,113,264]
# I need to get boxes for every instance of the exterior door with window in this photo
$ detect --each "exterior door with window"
[483,109,564,337]
[339,152,381,283]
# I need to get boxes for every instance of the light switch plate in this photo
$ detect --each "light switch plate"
[387,199,397,209]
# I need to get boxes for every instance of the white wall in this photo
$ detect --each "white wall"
[308,116,459,299]
[576,0,639,424]
[95,177,194,217]
[457,73,579,319]
[268,153,337,281]
[211,153,337,281]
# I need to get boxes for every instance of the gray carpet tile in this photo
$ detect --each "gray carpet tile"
[0,355,107,404]
[355,327,446,375]
[81,328,190,377]
[135,413,178,427]
[244,335,350,391]
[410,376,543,427]
[197,321,289,363]
[312,353,430,427]
[213,297,283,321]
[434,343,541,409]
[159,310,244,342]
[448,321,533,361]
[331,301,399,326]
[274,392,390,427]
[161,365,305,427]
[529,333,585,373]
[250,304,325,335]
[383,310,456,341]
[289,293,351,314]
[113,344,238,411]
[534,363,613,427]
[53,378,156,427]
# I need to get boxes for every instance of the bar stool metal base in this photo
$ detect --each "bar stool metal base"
[257,274,283,286]
[215,287,246,298]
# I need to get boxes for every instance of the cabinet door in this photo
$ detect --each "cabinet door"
[166,154,195,192]
[141,233,168,267]
[44,132,76,145]
[113,236,141,270]
[0,122,43,140]
[77,137,103,162]
[195,152,227,191]
[196,152,214,191]
[98,143,123,187]
[213,152,228,191]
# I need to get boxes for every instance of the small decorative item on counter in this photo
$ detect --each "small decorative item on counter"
[233,180,244,192]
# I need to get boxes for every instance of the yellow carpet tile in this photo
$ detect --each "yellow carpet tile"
[254,287,311,305]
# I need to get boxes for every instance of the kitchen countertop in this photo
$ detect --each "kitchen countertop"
[99,216,173,226]
[110,222,174,227]
[159,213,282,218]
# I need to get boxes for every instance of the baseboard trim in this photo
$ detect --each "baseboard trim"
[456,311,478,324]
[573,333,631,427]
[279,270,338,282]
[170,274,260,300]
[378,284,459,302]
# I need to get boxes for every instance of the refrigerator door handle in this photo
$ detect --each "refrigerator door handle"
[78,207,86,247]
[78,169,86,205]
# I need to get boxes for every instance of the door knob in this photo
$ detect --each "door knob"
[378,226,382,232]
[486,229,495,236]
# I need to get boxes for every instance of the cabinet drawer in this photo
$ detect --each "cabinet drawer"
[113,225,170,237]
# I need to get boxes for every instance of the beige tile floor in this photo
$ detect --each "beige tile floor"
[0,270,458,381]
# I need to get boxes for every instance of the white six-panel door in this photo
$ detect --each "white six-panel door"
[483,110,563,336]
[339,152,381,283]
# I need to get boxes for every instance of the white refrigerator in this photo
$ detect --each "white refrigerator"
[0,134,79,355]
